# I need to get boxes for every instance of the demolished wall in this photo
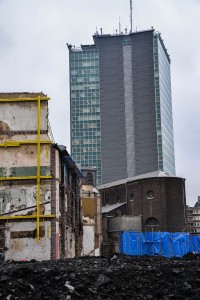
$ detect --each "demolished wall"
[81,183,102,256]
[0,93,53,261]
[0,93,83,261]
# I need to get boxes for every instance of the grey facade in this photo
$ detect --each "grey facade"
[68,29,176,185]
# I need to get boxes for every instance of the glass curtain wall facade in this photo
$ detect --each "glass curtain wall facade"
[68,45,101,185]
[68,30,176,186]
[153,33,176,175]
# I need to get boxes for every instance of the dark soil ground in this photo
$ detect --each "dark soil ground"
[0,253,200,300]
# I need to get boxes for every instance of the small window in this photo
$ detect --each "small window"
[130,193,134,201]
[147,190,154,199]
[86,172,93,185]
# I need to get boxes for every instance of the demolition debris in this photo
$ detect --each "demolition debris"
[0,253,200,299]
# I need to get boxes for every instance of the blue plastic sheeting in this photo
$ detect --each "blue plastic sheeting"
[190,236,200,253]
[119,232,200,258]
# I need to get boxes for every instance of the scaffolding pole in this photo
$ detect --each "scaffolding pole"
[0,95,53,243]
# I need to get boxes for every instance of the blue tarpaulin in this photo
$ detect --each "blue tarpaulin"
[190,235,200,253]
[119,232,200,258]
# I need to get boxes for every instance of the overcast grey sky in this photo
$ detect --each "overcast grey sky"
[0,0,199,205]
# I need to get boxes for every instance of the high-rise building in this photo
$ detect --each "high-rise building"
[68,29,176,185]
[68,44,101,185]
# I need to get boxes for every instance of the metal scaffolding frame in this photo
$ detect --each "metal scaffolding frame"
[0,96,55,242]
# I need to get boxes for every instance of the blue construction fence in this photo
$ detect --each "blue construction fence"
[119,232,200,258]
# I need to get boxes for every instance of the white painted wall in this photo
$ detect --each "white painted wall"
[0,133,50,143]
[0,184,51,214]
[0,144,51,169]
[0,102,48,131]
[5,221,51,261]
[82,225,95,256]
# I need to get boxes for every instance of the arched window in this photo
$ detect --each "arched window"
[145,217,159,226]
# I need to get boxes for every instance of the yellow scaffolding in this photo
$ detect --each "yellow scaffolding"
[0,215,55,220]
[0,96,55,242]
[0,140,52,147]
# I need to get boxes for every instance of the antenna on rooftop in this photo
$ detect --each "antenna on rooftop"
[130,0,133,33]
[119,16,121,34]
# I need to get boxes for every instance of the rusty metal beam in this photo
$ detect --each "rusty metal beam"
[0,176,52,181]
[0,140,52,147]
[0,214,55,220]
[0,97,50,102]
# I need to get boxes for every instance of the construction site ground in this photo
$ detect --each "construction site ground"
[0,253,199,300]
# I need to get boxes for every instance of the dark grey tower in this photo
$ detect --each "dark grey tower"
[68,29,175,185]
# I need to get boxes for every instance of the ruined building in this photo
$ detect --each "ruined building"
[0,93,83,261]
[81,178,102,256]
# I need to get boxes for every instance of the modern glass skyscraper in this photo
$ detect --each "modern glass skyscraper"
[68,29,175,185]
[153,32,175,175]
[68,45,102,185]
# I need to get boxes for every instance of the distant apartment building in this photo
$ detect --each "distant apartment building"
[187,196,200,235]
[0,93,83,261]
[68,29,176,185]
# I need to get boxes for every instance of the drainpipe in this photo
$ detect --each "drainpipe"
[125,182,128,214]
[182,178,187,230]
[60,160,66,259]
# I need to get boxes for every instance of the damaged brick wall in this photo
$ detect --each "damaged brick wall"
[75,176,82,257]
[50,145,57,260]
[53,144,83,259]
[65,167,82,258]
[0,221,5,261]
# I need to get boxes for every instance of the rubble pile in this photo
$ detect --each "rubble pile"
[0,253,200,299]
